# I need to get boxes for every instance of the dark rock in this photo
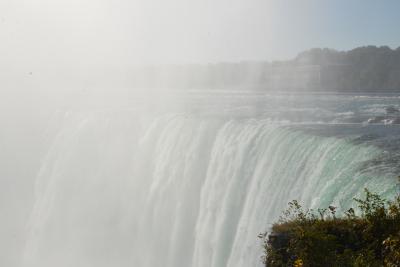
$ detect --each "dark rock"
[386,106,399,114]
[368,116,385,123]
[268,232,290,250]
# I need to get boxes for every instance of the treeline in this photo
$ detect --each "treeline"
[294,46,400,92]
[131,46,400,92]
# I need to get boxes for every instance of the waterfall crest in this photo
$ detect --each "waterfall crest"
[23,111,396,267]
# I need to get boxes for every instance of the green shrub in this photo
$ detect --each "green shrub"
[260,185,400,266]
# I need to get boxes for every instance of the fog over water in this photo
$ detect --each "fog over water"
[1,90,398,267]
[1,0,400,266]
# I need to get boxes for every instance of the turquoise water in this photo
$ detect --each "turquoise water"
[23,92,399,267]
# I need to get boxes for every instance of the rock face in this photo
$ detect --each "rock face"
[386,106,400,114]
[393,117,400,124]
[368,116,386,124]
[366,106,400,124]
[266,232,291,267]
[267,232,290,250]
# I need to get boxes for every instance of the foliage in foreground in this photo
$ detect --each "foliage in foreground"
[259,188,400,267]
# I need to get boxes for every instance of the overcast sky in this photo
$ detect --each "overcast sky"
[1,0,400,69]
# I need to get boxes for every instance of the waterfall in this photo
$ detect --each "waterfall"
[23,110,396,267]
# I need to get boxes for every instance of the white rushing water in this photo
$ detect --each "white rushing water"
[22,105,397,267]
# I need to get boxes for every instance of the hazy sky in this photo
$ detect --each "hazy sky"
[1,0,399,68]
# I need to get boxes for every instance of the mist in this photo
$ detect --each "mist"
[1,0,400,266]
[2,0,399,91]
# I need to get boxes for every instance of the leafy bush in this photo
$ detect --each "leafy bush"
[260,185,400,266]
